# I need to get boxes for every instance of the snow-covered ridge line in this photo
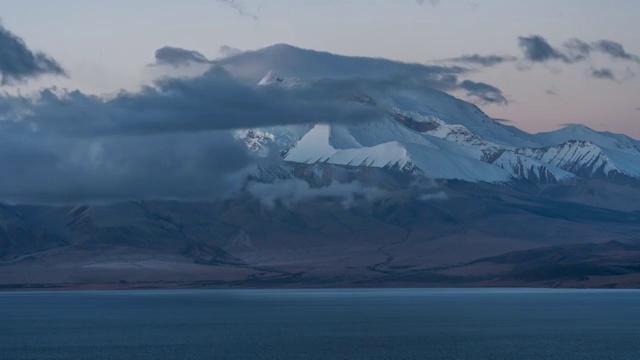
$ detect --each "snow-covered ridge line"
[283,124,511,182]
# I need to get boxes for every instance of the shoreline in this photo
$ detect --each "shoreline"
[2,282,639,292]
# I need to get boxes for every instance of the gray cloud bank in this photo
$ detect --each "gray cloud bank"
[5,67,384,137]
[216,0,258,20]
[0,24,66,85]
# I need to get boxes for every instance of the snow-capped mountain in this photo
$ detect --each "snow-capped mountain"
[226,44,640,187]
[531,126,640,184]
[537,125,640,154]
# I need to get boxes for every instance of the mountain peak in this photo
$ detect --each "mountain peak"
[217,42,462,84]
[558,124,599,134]
[260,43,309,54]
[562,123,589,129]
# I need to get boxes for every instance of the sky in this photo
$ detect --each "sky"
[2,0,639,137]
[1,0,639,137]
[0,0,638,205]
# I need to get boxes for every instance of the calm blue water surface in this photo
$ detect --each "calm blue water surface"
[1,289,639,359]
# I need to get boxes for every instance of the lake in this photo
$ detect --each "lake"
[1,289,639,359]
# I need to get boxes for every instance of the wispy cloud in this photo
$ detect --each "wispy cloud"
[593,40,640,63]
[418,191,448,201]
[519,35,640,66]
[441,54,517,67]
[518,35,572,63]
[512,35,640,84]
[151,46,211,67]
[216,0,258,20]
[247,179,387,209]
[459,80,509,106]
[590,67,616,81]
[563,38,592,62]
[442,35,639,81]
[217,45,243,59]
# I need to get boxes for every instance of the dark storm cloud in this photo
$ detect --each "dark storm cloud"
[0,84,260,204]
[518,35,571,63]
[459,80,508,106]
[153,46,211,67]
[590,68,616,81]
[442,54,517,67]
[0,65,390,204]
[0,24,66,85]
[0,129,256,204]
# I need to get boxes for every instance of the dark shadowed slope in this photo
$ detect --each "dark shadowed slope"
[2,174,640,290]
